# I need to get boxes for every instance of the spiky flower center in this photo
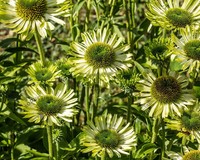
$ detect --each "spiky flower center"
[95,130,120,148]
[37,95,64,115]
[35,68,53,82]
[166,8,192,27]
[52,128,63,142]
[184,40,200,60]
[151,45,168,56]
[183,150,200,160]
[16,0,47,21]
[84,42,116,68]
[151,76,181,103]
[181,112,200,131]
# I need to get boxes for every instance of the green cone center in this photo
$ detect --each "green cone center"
[151,45,168,56]
[16,0,47,21]
[35,68,53,82]
[183,150,200,160]
[184,40,200,60]
[166,8,192,27]
[85,42,116,68]
[95,130,120,148]
[181,112,200,131]
[151,76,181,103]
[37,95,64,115]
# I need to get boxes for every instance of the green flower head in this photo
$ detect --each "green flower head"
[135,71,194,118]
[183,150,200,160]
[27,61,60,86]
[19,83,78,126]
[81,112,137,158]
[0,0,72,39]
[146,0,200,30]
[171,27,200,74]
[69,28,132,84]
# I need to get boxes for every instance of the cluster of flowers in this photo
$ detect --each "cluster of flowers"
[0,0,200,159]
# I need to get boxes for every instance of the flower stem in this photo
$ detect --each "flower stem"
[127,96,133,122]
[55,141,59,160]
[150,117,159,160]
[93,71,100,120]
[46,124,53,160]
[161,118,165,159]
[34,29,46,66]
[85,0,91,31]
[85,83,90,121]
[123,0,135,46]
[15,34,22,64]
[10,131,15,160]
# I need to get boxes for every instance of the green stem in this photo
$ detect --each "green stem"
[55,141,59,160]
[127,96,133,122]
[15,34,22,64]
[123,0,131,44]
[34,29,46,66]
[85,0,91,31]
[124,0,135,47]
[10,131,15,160]
[181,136,187,154]
[109,0,116,17]
[161,118,165,159]
[46,125,53,160]
[85,83,90,121]
[93,71,100,120]
[94,0,100,28]
[150,117,159,160]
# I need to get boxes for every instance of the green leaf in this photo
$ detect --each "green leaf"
[16,125,43,146]
[0,76,16,84]
[73,0,86,17]
[133,60,147,77]
[135,143,158,158]
[0,103,27,125]
[170,58,182,71]
[193,85,200,98]
[0,51,15,61]
[165,151,182,160]
[5,47,38,54]
[0,38,22,48]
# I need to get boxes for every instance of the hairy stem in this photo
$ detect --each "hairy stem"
[46,125,53,160]
[85,83,90,122]
[150,117,159,160]
[34,29,46,66]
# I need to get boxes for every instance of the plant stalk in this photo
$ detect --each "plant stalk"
[161,118,165,159]
[46,124,53,160]
[150,117,159,160]
[34,29,46,66]
[85,83,90,121]
[93,71,100,120]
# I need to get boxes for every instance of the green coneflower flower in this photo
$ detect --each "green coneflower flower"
[69,28,132,84]
[27,61,60,86]
[0,0,71,39]
[135,71,194,118]
[52,128,63,143]
[144,38,172,67]
[146,0,200,30]
[171,27,200,74]
[166,148,200,160]
[19,83,78,126]
[166,109,200,143]
[81,112,137,158]
[116,69,140,94]
[183,150,200,160]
